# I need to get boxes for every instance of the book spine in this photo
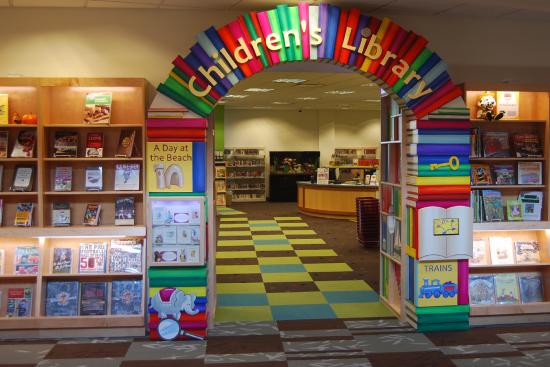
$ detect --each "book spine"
[182,54,228,97]
[257,11,281,64]
[308,5,320,60]
[172,56,222,101]
[381,31,417,81]
[339,8,360,65]
[190,43,234,91]
[367,22,401,74]
[193,142,206,193]
[392,48,433,94]
[457,259,469,305]
[276,4,294,61]
[332,8,348,62]
[146,118,208,129]
[347,15,368,67]
[227,20,263,74]
[267,9,288,62]
[360,17,392,72]
[217,25,254,77]
[196,31,239,86]
[385,35,428,86]
[288,6,303,61]
[158,82,211,118]
[298,2,310,60]
[205,26,245,80]
[318,3,329,59]
[242,13,271,68]
[398,52,441,98]
[374,27,407,78]
[323,5,340,60]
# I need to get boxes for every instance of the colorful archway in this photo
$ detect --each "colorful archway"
[147,2,473,339]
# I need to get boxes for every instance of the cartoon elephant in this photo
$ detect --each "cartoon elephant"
[150,288,199,320]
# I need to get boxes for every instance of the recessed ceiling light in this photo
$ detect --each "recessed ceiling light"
[224,94,249,99]
[296,97,318,100]
[324,90,355,95]
[252,106,272,109]
[244,88,274,92]
[364,99,381,103]
[273,101,291,105]
[272,78,306,84]
[361,83,377,87]
[296,83,324,87]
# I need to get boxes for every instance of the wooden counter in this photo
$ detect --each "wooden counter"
[297,182,379,219]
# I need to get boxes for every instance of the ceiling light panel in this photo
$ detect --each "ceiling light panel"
[324,90,355,95]
[296,97,318,100]
[272,78,306,84]
[224,94,249,99]
[244,88,274,92]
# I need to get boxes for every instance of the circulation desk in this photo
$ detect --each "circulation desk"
[297,181,379,219]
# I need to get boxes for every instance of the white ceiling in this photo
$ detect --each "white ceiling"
[1,0,550,21]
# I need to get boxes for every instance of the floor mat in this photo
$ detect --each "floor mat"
[216,216,393,322]
[216,206,246,216]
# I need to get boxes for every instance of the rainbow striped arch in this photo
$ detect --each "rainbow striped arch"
[156,2,466,118]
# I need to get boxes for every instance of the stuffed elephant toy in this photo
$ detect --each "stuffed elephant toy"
[151,288,199,320]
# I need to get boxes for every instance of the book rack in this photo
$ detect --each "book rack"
[224,147,266,202]
[0,78,146,337]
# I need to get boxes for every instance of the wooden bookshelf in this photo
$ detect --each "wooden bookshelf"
[0,78,147,337]
[225,147,266,202]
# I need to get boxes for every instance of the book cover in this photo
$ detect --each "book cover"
[518,272,544,303]
[514,241,541,264]
[482,132,510,158]
[52,202,71,227]
[6,287,32,317]
[495,273,520,304]
[0,131,7,157]
[83,92,112,124]
[10,165,34,192]
[54,166,72,192]
[80,282,107,315]
[85,166,103,191]
[512,133,542,158]
[497,91,519,119]
[14,203,34,227]
[78,242,107,273]
[506,200,523,221]
[109,239,142,273]
[45,281,79,316]
[415,260,458,307]
[482,190,504,222]
[114,163,140,191]
[111,280,142,315]
[183,245,201,264]
[115,129,136,158]
[85,132,104,158]
[469,274,496,305]
[493,164,515,185]
[10,130,35,158]
[83,203,101,226]
[215,166,226,178]
[519,191,543,221]
[471,238,489,265]
[471,164,492,185]
[215,180,226,193]
[114,197,135,226]
[53,131,78,158]
[518,162,542,185]
[50,249,72,276]
[0,94,7,125]
[489,236,515,265]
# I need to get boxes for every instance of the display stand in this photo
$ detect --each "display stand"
[0,77,147,337]
[224,147,266,202]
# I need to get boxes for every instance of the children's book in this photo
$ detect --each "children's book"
[52,202,71,227]
[506,200,523,221]
[519,191,543,221]
[52,247,72,273]
[471,238,489,265]
[489,236,515,265]
[469,274,496,305]
[514,241,541,264]
[115,129,136,157]
[10,165,34,192]
[492,165,515,185]
[14,246,40,275]
[471,164,492,185]
[482,132,510,158]
[518,162,542,185]
[482,190,504,222]
[6,287,32,317]
[495,273,520,305]
[114,163,140,191]
[53,131,78,157]
[114,197,135,226]
[80,282,107,315]
[512,133,543,158]
[45,281,79,316]
[10,130,35,158]
[518,272,544,303]
[83,203,101,226]
[111,280,142,315]
[0,131,8,158]
[83,92,112,124]
[54,167,72,192]
[109,239,142,273]
[78,242,107,273]
[14,202,34,227]
[84,166,103,191]
[85,132,104,158]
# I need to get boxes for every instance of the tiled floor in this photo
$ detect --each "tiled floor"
[215,214,393,322]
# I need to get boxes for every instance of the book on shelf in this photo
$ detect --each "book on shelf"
[518,162,542,185]
[469,274,496,305]
[215,180,226,192]
[216,193,226,206]
[471,164,492,185]
[10,130,35,158]
[85,132,104,158]
[10,165,34,192]
[80,282,108,316]
[519,191,543,221]
[83,92,112,125]
[489,236,515,265]
[115,129,136,158]
[114,197,135,226]
[14,202,34,227]
[0,164,3,191]
[52,202,71,227]
[518,272,544,303]
[481,190,504,222]
[492,165,515,185]
[14,246,39,275]
[514,241,541,264]
[497,91,519,119]
[495,273,520,305]
[45,281,79,316]
[482,132,510,158]
[512,133,543,158]
[0,130,7,157]
[470,127,481,158]
[78,242,107,273]
[83,203,101,226]
[0,248,4,275]
[53,131,79,158]
[52,247,72,273]
[0,199,3,226]
[0,94,7,125]
[109,239,142,273]
[85,166,103,191]
[111,280,142,315]
[506,200,523,221]
[215,166,226,178]
[54,166,72,192]
[471,238,489,265]
[6,287,32,317]
[114,163,140,191]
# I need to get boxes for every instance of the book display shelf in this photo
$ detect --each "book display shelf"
[379,95,406,317]
[214,151,227,206]
[329,147,379,185]
[466,89,550,325]
[224,147,266,202]
[0,78,146,337]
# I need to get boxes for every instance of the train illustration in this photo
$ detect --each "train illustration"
[418,279,458,299]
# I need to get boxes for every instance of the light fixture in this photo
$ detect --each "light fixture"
[244,88,274,92]
[224,94,249,99]
[252,106,272,109]
[272,78,306,84]
[324,90,355,95]
[272,101,291,105]
[361,83,377,87]
[296,97,318,100]
[364,99,381,103]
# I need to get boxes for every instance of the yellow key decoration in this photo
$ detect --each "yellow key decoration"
[429,156,460,171]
